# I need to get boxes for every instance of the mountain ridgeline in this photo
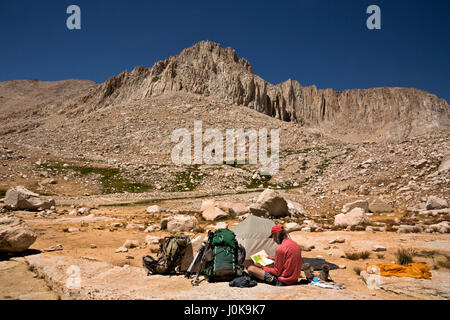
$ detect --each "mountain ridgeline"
[71,41,449,141]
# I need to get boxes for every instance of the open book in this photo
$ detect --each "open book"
[251,250,274,266]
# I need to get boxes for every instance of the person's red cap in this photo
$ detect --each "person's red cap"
[269,225,284,238]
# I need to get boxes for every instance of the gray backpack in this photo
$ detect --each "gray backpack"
[142,234,191,275]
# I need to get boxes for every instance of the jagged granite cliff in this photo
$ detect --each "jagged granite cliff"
[72,41,449,141]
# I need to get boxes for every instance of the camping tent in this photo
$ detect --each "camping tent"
[231,215,278,260]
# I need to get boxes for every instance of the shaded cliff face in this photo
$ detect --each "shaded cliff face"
[75,40,449,141]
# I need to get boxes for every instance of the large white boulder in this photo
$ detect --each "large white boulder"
[4,186,55,210]
[286,200,307,217]
[200,199,247,217]
[0,216,37,252]
[334,207,369,227]
[202,206,229,221]
[162,215,200,232]
[249,189,289,217]
[342,199,369,213]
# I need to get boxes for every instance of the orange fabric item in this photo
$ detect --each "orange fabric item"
[366,263,431,280]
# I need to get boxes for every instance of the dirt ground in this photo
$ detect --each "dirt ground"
[1,202,449,300]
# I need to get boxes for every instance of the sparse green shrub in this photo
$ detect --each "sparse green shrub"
[171,165,204,192]
[245,174,271,189]
[37,162,152,194]
[396,249,414,265]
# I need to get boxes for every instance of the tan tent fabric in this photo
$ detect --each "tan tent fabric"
[231,215,278,260]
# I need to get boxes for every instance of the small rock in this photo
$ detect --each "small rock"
[425,196,448,210]
[358,185,370,195]
[301,244,315,251]
[284,222,302,232]
[45,244,63,252]
[145,235,161,245]
[146,205,163,214]
[211,221,228,230]
[328,249,346,258]
[438,155,450,172]
[126,223,145,230]
[372,245,387,252]
[77,207,91,215]
[115,246,128,253]
[123,240,140,249]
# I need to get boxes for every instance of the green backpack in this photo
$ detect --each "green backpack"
[203,229,245,282]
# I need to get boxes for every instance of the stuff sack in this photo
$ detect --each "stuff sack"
[142,234,191,275]
[203,229,245,282]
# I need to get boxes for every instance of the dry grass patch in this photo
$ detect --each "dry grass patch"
[396,248,414,265]
[414,250,438,258]
[345,251,371,260]
[437,256,450,269]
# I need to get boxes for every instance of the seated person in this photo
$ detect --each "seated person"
[247,225,302,286]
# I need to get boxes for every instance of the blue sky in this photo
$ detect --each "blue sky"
[1,0,449,102]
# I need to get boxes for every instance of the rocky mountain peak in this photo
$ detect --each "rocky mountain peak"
[69,40,449,142]
[177,40,253,73]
